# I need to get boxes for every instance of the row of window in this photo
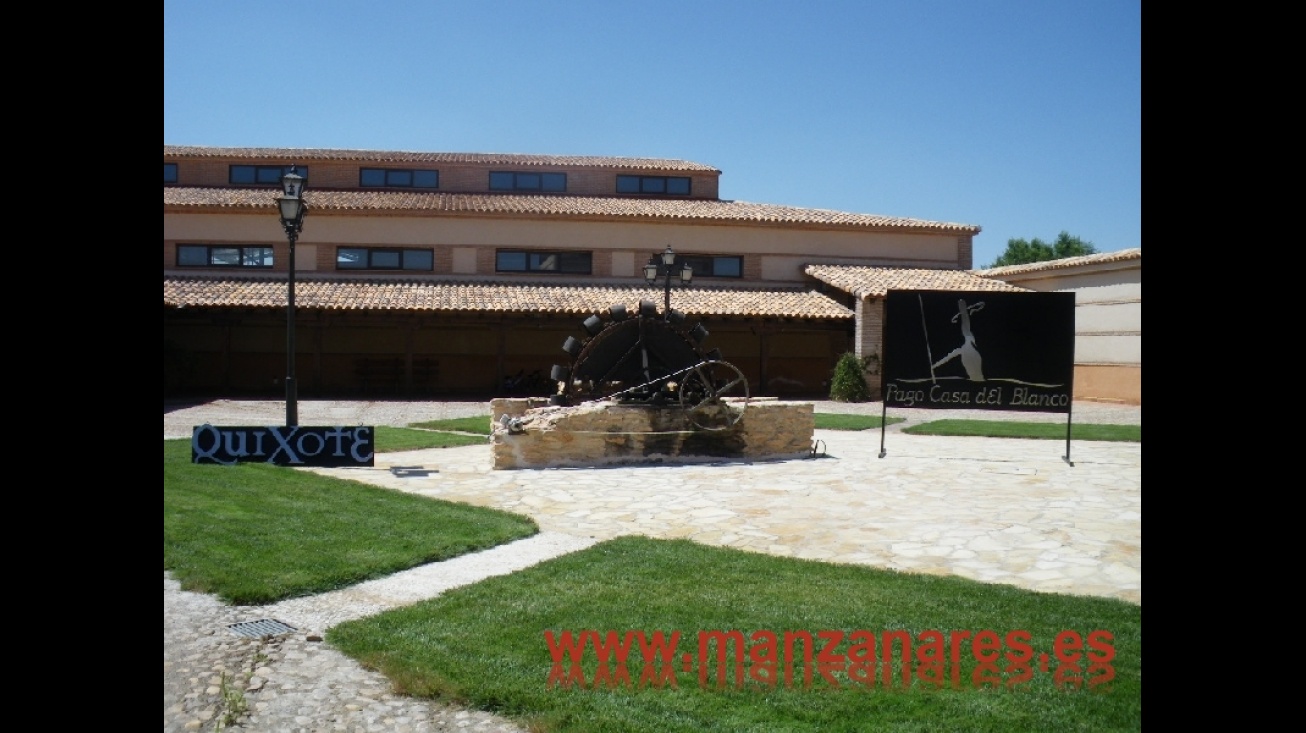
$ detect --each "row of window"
[677,255,743,278]
[360,168,438,189]
[177,245,275,268]
[165,163,693,196]
[489,171,568,192]
[231,165,309,185]
[496,251,591,273]
[175,245,431,271]
[174,246,742,277]
[617,175,691,195]
[338,247,433,270]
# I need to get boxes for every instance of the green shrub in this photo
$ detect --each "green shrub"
[829,352,871,402]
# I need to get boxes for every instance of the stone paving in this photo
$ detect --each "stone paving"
[314,422,1140,604]
[164,573,536,733]
[164,398,1140,732]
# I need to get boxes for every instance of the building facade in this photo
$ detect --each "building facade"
[164,145,988,400]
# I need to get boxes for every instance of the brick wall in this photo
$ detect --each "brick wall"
[854,297,885,398]
[958,235,973,269]
[167,156,721,199]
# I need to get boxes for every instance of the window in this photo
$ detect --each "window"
[360,168,439,189]
[336,247,434,271]
[617,175,691,196]
[678,255,743,278]
[164,163,178,184]
[496,250,591,274]
[489,171,567,192]
[177,245,274,268]
[229,165,308,185]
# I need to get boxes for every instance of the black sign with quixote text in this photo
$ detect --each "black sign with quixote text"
[191,425,376,466]
[882,290,1075,413]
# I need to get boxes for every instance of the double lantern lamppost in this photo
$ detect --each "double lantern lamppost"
[643,245,693,317]
[276,166,307,426]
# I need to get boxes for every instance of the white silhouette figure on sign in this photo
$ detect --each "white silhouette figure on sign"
[932,299,985,381]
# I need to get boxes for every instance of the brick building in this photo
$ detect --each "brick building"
[164,145,1006,400]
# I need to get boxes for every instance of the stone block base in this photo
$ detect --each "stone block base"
[491,398,815,470]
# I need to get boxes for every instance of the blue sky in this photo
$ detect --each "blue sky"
[164,0,1141,269]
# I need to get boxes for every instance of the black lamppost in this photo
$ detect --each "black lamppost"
[277,166,307,426]
[643,245,693,317]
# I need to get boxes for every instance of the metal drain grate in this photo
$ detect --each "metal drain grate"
[227,618,297,638]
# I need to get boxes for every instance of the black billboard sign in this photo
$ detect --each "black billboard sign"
[191,425,376,466]
[882,290,1075,413]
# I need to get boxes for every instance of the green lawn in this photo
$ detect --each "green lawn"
[163,439,537,604]
[331,537,1140,733]
[903,420,1140,442]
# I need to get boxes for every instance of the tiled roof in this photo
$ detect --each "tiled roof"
[164,187,981,233]
[163,145,720,173]
[163,276,854,320]
[804,265,1029,299]
[972,248,1142,277]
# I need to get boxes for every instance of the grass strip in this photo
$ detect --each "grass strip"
[331,536,1140,733]
[408,416,495,435]
[163,440,537,604]
[903,420,1140,442]
[813,413,905,430]
[375,425,487,450]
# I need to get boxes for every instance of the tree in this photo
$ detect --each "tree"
[829,352,871,402]
[986,231,1097,268]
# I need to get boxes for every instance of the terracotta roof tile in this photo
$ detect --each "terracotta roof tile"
[972,248,1142,277]
[163,276,854,320]
[163,145,720,173]
[164,187,981,233]
[805,265,1029,299]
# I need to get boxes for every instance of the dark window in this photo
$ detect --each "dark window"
[336,247,433,271]
[229,165,309,185]
[617,175,691,196]
[679,255,742,278]
[176,244,274,268]
[359,167,439,189]
[403,250,434,270]
[372,250,402,269]
[489,171,567,192]
[164,163,178,184]
[496,250,592,274]
[666,177,691,195]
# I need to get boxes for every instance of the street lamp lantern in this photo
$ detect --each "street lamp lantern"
[278,167,306,227]
[276,165,307,426]
[643,245,693,318]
